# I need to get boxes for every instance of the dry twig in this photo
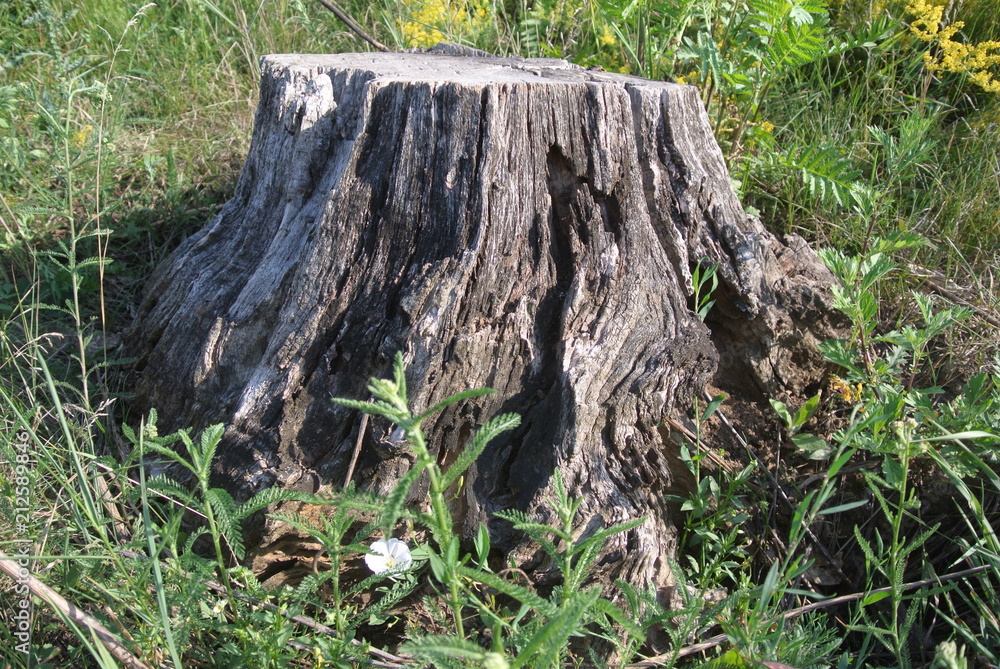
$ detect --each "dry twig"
[0,550,152,669]
[314,0,390,52]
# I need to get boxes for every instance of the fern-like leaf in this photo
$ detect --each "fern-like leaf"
[494,510,565,560]
[140,439,198,476]
[234,487,317,521]
[380,459,425,535]
[456,564,558,618]
[570,517,645,562]
[510,586,602,669]
[196,424,225,480]
[206,487,243,560]
[352,576,418,632]
[143,474,194,503]
[415,387,497,424]
[765,20,828,69]
[778,143,862,209]
[293,571,336,602]
[442,412,520,489]
[402,635,494,668]
[588,596,645,648]
[183,527,210,556]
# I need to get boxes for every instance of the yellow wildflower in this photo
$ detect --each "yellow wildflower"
[598,24,617,48]
[69,124,93,149]
[905,0,1000,94]
[759,120,775,133]
[399,0,492,48]
[830,376,863,403]
[906,0,947,40]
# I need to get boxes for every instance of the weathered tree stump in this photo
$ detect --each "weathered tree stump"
[128,51,843,592]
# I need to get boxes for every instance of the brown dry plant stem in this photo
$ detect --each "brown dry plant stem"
[314,0,390,51]
[0,550,152,669]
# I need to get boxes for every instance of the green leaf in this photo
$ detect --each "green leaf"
[755,561,782,615]
[793,393,821,427]
[144,475,194,503]
[571,517,645,562]
[442,412,520,489]
[455,565,557,617]
[401,635,496,665]
[778,143,862,209]
[702,394,726,422]
[426,546,447,584]
[494,510,566,558]
[827,447,855,477]
[791,432,833,459]
[861,591,891,607]
[415,387,498,423]
[332,397,380,413]
[818,499,868,515]
[770,398,793,428]
[196,424,226,479]
[473,524,491,567]
[206,486,243,559]
[589,596,645,642]
[380,459,425,535]
[234,487,317,521]
[510,587,602,668]
[881,458,903,488]
[141,438,198,475]
[392,351,408,407]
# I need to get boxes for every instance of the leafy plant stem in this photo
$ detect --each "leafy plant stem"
[137,419,186,669]
[417,425,467,638]
[62,84,90,408]
[201,473,236,601]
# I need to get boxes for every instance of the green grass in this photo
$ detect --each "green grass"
[2,0,1000,666]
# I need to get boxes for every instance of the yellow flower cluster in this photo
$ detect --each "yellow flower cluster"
[905,0,1000,93]
[400,0,492,48]
[830,376,864,404]
[598,24,617,48]
[69,124,94,150]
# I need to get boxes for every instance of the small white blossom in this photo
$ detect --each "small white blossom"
[212,600,227,615]
[365,538,412,574]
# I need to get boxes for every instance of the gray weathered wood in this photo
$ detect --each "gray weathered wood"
[128,52,843,592]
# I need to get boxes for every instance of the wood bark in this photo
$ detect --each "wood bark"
[127,52,844,592]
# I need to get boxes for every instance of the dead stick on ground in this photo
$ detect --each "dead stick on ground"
[922,276,1000,328]
[314,0,390,52]
[0,550,152,669]
[627,563,991,667]
[344,404,371,489]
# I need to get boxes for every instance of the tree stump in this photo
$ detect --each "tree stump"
[128,51,844,592]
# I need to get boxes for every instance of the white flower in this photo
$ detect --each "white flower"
[364,538,412,574]
[212,599,227,615]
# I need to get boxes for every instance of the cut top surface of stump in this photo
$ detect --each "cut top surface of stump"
[264,52,674,87]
